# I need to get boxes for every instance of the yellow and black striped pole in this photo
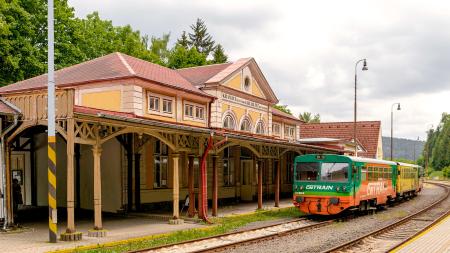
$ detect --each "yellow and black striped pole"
[48,136,57,242]
[47,0,57,243]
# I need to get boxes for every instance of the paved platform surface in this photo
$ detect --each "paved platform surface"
[0,199,293,253]
[393,214,450,253]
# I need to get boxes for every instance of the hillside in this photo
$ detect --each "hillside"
[382,137,425,161]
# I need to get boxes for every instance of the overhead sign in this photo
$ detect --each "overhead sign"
[222,93,267,110]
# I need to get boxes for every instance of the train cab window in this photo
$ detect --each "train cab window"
[295,162,319,181]
[320,163,349,182]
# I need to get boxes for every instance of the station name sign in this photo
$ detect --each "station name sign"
[222,93,266,110]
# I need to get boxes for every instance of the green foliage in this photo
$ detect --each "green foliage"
[442,166,450,178]
[188,18,215,56]
[167,44,207,69]
[176,31,189,48]
[430,113,450,170]
[299,112,321,123]
[424,113,450,171]
[211,44,228,64]
[0,1,228,86]
[273,104,292,115]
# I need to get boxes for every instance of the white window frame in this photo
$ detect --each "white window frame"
[285,125,296,138]
[147,91,175,118]
[272,123,281,135]
[183,100,206,122]
[162,99,173,114]
[149,96,160,112]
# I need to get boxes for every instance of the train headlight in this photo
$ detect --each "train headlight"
[336,187,340,192]
[343,186,347,191]
[299,185,304,191]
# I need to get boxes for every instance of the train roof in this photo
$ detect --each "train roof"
[396,162,422,168]
[348,156,397,165]
[295,154,422,168]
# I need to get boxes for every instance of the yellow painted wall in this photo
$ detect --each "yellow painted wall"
[225,74,242,90]
[144,112,177,122]
[252,79,265,98]
[82,90,121,111]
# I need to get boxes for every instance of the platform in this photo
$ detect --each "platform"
[392,213,450,253]
[0,199,293,253]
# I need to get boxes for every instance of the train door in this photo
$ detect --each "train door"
[352,165,358,204]
[240,160,253,201]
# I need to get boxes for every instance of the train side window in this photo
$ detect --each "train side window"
[368,167,372,181]
[361,167,367,181]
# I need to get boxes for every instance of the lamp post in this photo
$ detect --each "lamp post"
[354,59,368,157]
[390,103,401,160]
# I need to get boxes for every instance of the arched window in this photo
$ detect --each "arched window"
[223,114,235,130]
[240,117,252,132]
[255,121,265,134]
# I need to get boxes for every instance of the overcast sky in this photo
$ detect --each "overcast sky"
[68,0,450,140]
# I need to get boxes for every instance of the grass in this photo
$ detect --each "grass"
[428,171,444,180]
[57,207,302,253]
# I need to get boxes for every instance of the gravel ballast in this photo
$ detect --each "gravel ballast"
[222,183,448,253]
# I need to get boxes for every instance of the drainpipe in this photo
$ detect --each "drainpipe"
[1,114,19,229]
[199,131,227,223]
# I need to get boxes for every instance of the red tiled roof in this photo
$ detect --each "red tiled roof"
[300,121,381,158]
[177,63,232,86]
[272,107,301,122]
[0,52,211,97]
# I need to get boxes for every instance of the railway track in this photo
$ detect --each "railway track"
[323,182,450,253]
[131,182,448,253]
[132,217,334,253]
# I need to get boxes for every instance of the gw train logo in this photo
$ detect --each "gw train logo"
[366,182,385,195]
[305,185,333,190]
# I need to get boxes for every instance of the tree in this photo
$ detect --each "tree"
[211,44,228,64]
[430,113,450,170]
[273,104,292,115]
[167,44,207,69]
[188,18,215,56]
[177,31,189,49]
[299,112,320,123]
[148,33,170,65]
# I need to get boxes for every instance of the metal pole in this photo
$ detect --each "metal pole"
[354,72,357,157]
[390,108,393,160]
[47,0,57,243]
[354,59,367,157]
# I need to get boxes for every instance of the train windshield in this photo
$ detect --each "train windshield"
[295,163,319,181]
[295,162,350,182]
[320,163,349,182]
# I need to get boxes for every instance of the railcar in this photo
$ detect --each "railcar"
[292,154,422,215]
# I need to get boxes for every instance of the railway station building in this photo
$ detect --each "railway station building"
[0,53,344,239]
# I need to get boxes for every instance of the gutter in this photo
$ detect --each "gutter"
[0,98,21,229]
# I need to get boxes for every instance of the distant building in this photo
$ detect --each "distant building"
[300,121,383,159]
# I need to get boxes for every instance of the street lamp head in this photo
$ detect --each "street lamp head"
[362,59,368,71]
[397,103,401,110]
